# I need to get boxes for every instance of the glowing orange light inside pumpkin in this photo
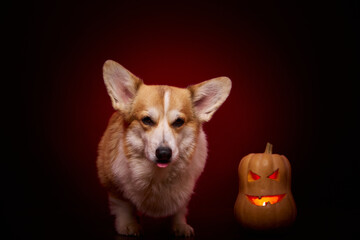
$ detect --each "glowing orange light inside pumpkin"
[246,194,286,206]
[268,169,279,181]
[248,171,261,182]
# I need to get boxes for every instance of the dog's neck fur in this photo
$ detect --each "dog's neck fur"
[108,112,208,217]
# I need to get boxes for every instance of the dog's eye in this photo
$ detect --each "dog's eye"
[172,118,185,128]
[141,116,155,126]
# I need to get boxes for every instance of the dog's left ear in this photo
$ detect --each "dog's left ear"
[188,77,232,122]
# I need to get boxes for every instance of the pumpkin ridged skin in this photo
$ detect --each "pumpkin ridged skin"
[234,144,297,231]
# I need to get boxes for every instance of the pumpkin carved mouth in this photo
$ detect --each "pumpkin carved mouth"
[246,194,286,206]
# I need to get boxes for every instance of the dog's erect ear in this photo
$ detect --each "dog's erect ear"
[103,60,143,112]
[188,77,231,122]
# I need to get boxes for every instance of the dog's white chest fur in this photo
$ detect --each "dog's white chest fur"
[112,128,207,217]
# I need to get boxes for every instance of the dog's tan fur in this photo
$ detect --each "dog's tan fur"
[97,60,231,237]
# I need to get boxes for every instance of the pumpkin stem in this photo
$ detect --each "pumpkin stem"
[265,142,273,154]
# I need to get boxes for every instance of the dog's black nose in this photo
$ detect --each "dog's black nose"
[155,147,172,163]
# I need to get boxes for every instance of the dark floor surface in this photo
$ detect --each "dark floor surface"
[8,202,357,240]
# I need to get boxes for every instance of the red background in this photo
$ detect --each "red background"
[9,1,358,239]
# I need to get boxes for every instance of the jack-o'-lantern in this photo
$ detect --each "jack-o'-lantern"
[234,143,296,231]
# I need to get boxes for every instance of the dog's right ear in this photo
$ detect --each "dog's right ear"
[103,60,143,112]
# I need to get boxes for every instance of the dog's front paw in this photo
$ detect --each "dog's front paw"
[172,223,194,237]
[115,222,142,237]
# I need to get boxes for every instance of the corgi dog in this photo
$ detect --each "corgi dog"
[97,60,231,237]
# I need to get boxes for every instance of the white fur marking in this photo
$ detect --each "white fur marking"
[163,91,179,159]
[147,107,159,122]
[164,91,170,114]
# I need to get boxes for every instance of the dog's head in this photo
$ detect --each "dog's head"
[103,60,231,168]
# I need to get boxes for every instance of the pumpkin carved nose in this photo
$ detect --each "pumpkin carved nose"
[155,147,172,163]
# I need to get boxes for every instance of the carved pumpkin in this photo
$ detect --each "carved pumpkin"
[234,143,297,231]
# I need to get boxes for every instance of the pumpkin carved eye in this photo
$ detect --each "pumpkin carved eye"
[268,169,279,181]
[248,171,261,182]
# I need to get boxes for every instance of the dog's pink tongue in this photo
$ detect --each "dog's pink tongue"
[157,163,169,168]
